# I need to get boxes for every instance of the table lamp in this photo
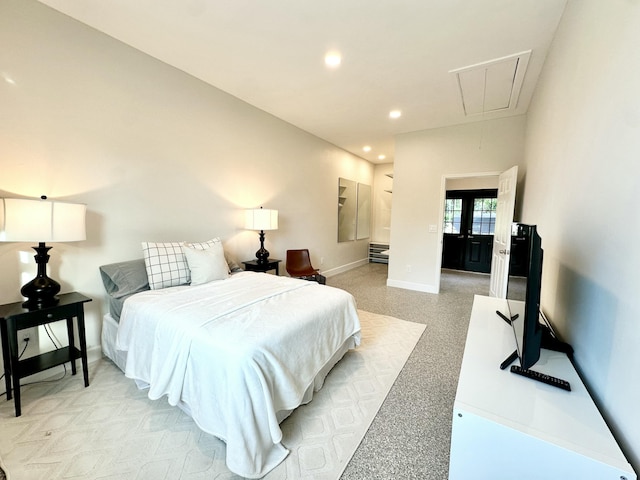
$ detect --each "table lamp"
[0,196,86,307]
[245,207,278,265]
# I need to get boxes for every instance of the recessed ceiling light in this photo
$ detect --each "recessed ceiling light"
[363,145,372,152]
[389,110,402,119]
[378,154,386,160]
[324,52,342,68]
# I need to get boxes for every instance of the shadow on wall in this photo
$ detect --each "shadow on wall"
[552,264,617,400]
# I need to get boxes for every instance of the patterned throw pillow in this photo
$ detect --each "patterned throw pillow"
[141,241,191,290]
[186,238,220,251]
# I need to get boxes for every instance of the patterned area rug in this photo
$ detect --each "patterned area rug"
[0,310,424,480]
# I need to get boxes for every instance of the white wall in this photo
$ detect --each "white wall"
[522,0,640,470]
[0,0,372,366]
[389,115,527,292]
[446,176,498,191]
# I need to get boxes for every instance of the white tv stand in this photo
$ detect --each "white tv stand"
[449,295,636,480]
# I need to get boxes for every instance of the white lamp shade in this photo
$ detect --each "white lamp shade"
[0,198,86,243]
[245,208,278,231]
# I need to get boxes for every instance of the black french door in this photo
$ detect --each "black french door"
[442,189,497,274]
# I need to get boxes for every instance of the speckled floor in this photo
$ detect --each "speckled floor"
[0,264,488,480]
[328,263,490,480]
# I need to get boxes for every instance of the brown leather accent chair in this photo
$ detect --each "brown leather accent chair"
[286,249,326,284]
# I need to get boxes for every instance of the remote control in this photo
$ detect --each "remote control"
[510,365,571,391]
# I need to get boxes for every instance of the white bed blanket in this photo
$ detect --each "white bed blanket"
[115,271,361,478]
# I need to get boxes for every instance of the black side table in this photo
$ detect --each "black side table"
[0,292,92,416]
[242,259,282,275]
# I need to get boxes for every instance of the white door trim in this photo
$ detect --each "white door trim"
[435,170,502,293]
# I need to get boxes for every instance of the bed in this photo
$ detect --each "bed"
[99,243,361,478]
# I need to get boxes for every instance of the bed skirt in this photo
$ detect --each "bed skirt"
[101,313,127,371]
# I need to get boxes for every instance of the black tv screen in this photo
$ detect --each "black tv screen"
[506,224,544,370]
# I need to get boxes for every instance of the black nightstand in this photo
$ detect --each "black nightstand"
[0,292,92,416]
[242,259,282,275]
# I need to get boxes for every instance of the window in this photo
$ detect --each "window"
[444,198,463,234]
[472,198,497,235]
[443,189,497,236]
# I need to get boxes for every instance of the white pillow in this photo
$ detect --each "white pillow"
[182,241,229,285]
[184,237,235,273]
[141,241,191,290]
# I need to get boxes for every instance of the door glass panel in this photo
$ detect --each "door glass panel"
[472,198,497,235]
[444,198,462,233]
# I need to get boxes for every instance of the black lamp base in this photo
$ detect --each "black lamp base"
[255,230,270,265]
[21,243,61,308]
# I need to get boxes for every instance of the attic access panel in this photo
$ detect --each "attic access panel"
[450,50,531,116]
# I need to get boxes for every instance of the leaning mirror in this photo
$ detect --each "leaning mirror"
[338,178,356,242]
[356,183,371,239]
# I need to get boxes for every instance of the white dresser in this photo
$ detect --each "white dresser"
[449,294,636,480]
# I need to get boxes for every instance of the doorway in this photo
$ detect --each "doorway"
[442,189,498,274]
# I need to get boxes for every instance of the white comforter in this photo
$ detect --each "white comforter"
[115,271,361,478]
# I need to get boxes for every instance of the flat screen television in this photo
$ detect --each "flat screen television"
[505,223,544,369]
[499,223,573,389]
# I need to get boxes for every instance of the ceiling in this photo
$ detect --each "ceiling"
[37,0,567,164]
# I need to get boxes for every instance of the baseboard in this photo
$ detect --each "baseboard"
[0,345,103,397]
[322,258,369,278]
[386,278,439,294]
[87,345,103,364]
